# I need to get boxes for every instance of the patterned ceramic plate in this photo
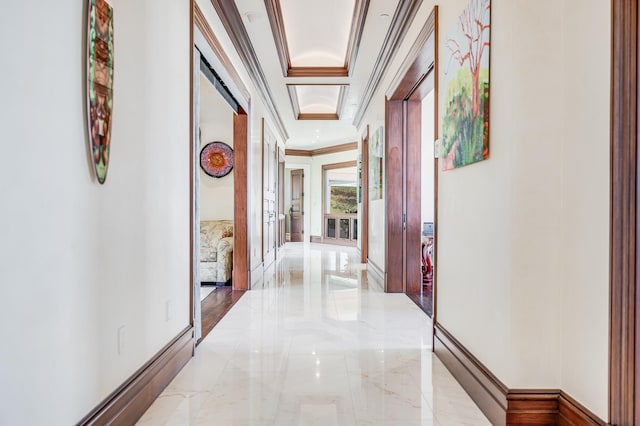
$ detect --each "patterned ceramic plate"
[200,142,234,178]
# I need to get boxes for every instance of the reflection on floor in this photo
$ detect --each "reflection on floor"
[199,286,245,345]
[138,243,489,425]
[408,284,433,318]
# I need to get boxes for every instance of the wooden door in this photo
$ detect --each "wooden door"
[277,149,285,248]
[290,169,304,242]
[263,120,277,268]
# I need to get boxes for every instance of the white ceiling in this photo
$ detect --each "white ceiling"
[280,0,355,67]
[235,0,401,149]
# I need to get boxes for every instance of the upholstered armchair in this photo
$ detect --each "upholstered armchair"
[199,220,233,285]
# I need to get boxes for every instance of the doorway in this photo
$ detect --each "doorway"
[322,161,358,246]
[384,8,437,321]
[191,35,250,342]
[289,169,304,242]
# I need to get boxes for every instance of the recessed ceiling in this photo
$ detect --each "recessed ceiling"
[222,0,424,150]
[287,84,349,120]
[265,0,369,77]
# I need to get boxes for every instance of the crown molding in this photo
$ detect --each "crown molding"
[286,84,349,121]
[209,0,289,141]
[285,142,357,157]
[353,0,423,128]
[264,0,370,77]
[194,3,251,104]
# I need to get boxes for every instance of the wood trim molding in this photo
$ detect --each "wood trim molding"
[361,126,369,263]
[434,323,508,425]
[78,327,194,425]
[310,235,322,243]
[322,160,357,171]
[286,84,349,121]
[353,0,424,128]
[387,9,436,100]
[264,0,370,77]
[284,148,312,157]
[610,1,638,424]
[263,0,291,76]
[194,2,250,104]
[210,0,288,141]
[559,391,608,426]
[345,0,370,77]
[321,160,358,240]
[298,113,340,121]
[233,107,250,291]
[434,323,607,425]
[312,142,358,156]
[285,142,358,157]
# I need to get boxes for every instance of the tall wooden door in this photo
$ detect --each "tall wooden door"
[263,120,277,268]
[290,169,304,242]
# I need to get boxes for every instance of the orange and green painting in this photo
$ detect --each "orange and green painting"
[87,0,114,184]
[442,0,490,171]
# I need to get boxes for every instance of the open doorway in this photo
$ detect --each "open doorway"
[322,161,358,246]
[194,57,237,342]
[412,90,435,317]
[284,168,305,242]
[384,8,437,321]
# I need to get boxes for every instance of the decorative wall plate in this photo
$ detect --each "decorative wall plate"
[200,142,234,178]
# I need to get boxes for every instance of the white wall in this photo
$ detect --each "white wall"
[199,73,234,221]
[286,150,358,239]
[560,0,610,416]
[435,0,610,419]
[0,0,191,424]
[421,90,435,225]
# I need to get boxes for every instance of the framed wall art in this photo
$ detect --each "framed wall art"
[442,0,491,171]
[87,0,114,184]
[200,142,234,178]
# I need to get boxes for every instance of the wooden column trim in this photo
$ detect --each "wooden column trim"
[233,107,250,290]
[385,99,404,293]
[361,126,369,263]
[610,0,638,424]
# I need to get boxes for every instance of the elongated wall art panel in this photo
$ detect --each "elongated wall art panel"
[87,0,114,184]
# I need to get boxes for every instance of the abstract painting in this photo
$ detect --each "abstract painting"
[369,126,383,200]
[87,0,114,184]
[442,0,490,170]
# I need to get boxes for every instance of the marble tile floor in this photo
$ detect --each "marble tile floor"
[138,243,490,426]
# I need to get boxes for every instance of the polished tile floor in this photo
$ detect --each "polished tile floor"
[138,243,490,425]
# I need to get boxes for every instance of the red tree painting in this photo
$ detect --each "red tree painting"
[442,0,491,170]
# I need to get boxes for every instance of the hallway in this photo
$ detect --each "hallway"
[137,244,489,425]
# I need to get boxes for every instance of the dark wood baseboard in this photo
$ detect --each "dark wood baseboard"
[310,235,322,243]
[558,392,607,426]
[434,323,508,425]
[434,323,607,426]
[78,326,194,425]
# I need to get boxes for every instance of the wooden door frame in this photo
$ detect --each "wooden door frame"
[610,0,638,424]
[361,126,369,263]
[384,7,438,294]
[193,4,251,293]
[321,160,358,244]
[277,147,285,253]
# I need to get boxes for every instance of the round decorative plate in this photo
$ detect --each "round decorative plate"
[200,142,234,178]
